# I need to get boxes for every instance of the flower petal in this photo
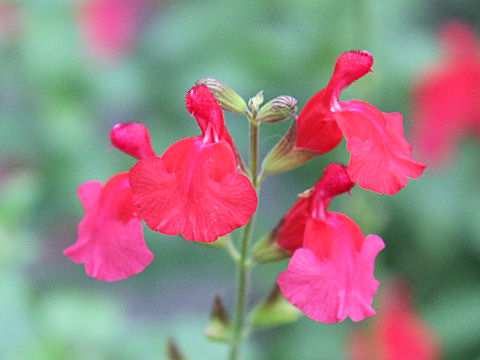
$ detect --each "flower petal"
[379,284,440,360]
[278,213,384,323]
[334,100,426,194]
[277,197,309,254]
[185,85,225,138]
[64,173,153,281]
[349,282,440,360]
[296,90,343,153]
[129,137,258,242]
[77,180,102,214]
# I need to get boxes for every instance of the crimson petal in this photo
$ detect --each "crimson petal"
[334,100,426,194]
[296,90,343,154]
[129,137,257,242]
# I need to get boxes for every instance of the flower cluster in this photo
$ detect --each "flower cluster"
[64,51,425,328]
[64,86,257,280]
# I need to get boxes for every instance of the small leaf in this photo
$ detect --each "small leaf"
[248,90,264,113]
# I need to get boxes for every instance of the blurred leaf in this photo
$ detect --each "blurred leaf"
[0,170,40,230]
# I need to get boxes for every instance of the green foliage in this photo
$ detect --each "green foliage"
[1,0,480,359]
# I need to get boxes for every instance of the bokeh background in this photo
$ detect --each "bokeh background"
[1,0,480,359]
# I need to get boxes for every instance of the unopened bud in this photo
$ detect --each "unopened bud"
[248,90,264,112]
[262,120,318,175]
[167,338,186,360]
[249,284,301,328]
[205,295,230,342]
[196,78,247,114]
[257,95,297,123]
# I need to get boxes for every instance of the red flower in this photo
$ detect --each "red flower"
[64,123,156,281]
[77,0,146,62]
[349,282,440,360]
[277,164,385,323]
[296,51,426,194]
[129,85,258,242]
[413,21,480,164]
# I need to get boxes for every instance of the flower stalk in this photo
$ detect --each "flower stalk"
[229,116,261,360]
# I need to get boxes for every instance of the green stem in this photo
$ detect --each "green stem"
[249,122,259,188]
[225,237,241,263]
[229,121,260,360]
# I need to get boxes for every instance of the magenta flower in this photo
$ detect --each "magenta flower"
[413,21,480,164]
[349,282,440,360]
[63,123,155,281]
[77,0,146,61]
[277,164,385,323]
[129,85,258,243]
[296,51,426,194]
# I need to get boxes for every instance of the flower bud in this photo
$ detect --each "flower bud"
[257,95,297,123]
[167,338,186,360]
[196,78,247,114]
[249,284,301,328]
[205,295,230,342]
[252,220,290,263]
[262,120,318,175]
[248,90,264,112]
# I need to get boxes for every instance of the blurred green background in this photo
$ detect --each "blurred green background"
[1,0,480,359]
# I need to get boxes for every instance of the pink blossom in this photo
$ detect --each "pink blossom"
[349,282,440,360]
[277,164,385,323]
[77,0,146,61]
[413,21,480,164]
[64,123,156,281]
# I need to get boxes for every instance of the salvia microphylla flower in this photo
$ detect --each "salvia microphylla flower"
[413,21,480,165]
[295,50,426,195]
[129,85,258,243]
[77,0,147,61]
[349,282,440,360]
[276,164,385,323]
[63,123,155,281]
